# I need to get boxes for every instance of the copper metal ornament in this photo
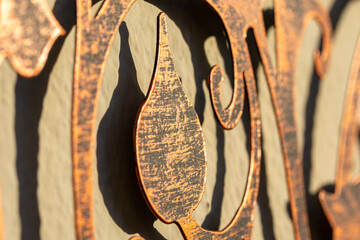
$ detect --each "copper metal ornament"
[72,1,262,239]
[205,0,275,130]
[134,13,261,240]
[135,12,207,225]
[205,0,332,239]
[0,0,65,77]
[73,0,332,239]
[319,37,360,240]
[268,1,332,239]
[73,1,138,239]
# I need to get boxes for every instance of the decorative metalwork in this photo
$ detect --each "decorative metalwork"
[71,1,332,239]
[73,0,139,238]
[270,1,332,238]
[207,0,332,239]
[319,37,360,240]
[1,0,359,239]
[135,13,261,239]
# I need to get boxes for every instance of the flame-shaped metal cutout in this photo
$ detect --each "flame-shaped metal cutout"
[72,0,332,239]
[134,13,261,240]
[135,13,207,224]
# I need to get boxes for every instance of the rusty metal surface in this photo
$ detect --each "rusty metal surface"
[205,0,332,239]
[0,0,64,77]
[271,1,332,239]
[319,37,360,240]
[0,0,356,239]
[73,1,138,239]
[135,12,208,225]
[206,0,273,131]
[135,13,261,240]
[72,0,261,239]
[71,0,334,239]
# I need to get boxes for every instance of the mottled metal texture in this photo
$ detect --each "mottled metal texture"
[135,13,261,240]
[272,1,332,239]
[205,0,332,239]
[72,0,333,239]
[73,0,262,239]
[206,0,273,131]
[0,0,64,77]
[73,1,138,239]
[135,13,207,224]
[319,38,360,240]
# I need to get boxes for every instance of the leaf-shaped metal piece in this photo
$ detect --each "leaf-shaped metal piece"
[0,0,65,77]
[135,13,262,240]
[73,0,331,239]
[319,37,360,240]
[135,13,207,223]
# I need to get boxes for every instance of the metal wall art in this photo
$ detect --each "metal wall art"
[0,0,359,239]
[135,13,260,240]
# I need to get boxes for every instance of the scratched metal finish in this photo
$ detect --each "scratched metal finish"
[0,0,64,77]
[73,0,262,239]
[272,1,332,239]
[135,13,261,240]
[135,13,207,224]
[319,38,360,240]
[73,0,332,239]
[73,0,139,239]
[206,0,274,130]
[205,0,332,239]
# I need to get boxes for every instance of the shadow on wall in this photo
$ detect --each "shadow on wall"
[97,0,259,237]
[144,0,231,232]
[246,8,277,239]
[95,1,232,238]
[14,0,76,239]
[13,0,353,239]
[96,23,167,239]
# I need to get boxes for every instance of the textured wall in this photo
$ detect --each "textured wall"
[0,0,359,239]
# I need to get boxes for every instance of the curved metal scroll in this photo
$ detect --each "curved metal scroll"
[319,37,360,240]
[135,13,261,240]
[0,0,64,77]
[73,0,332,239]
[271,1,332,239]
[206,0,274,130]
[205,0,332,239]
[73,0,261,239]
